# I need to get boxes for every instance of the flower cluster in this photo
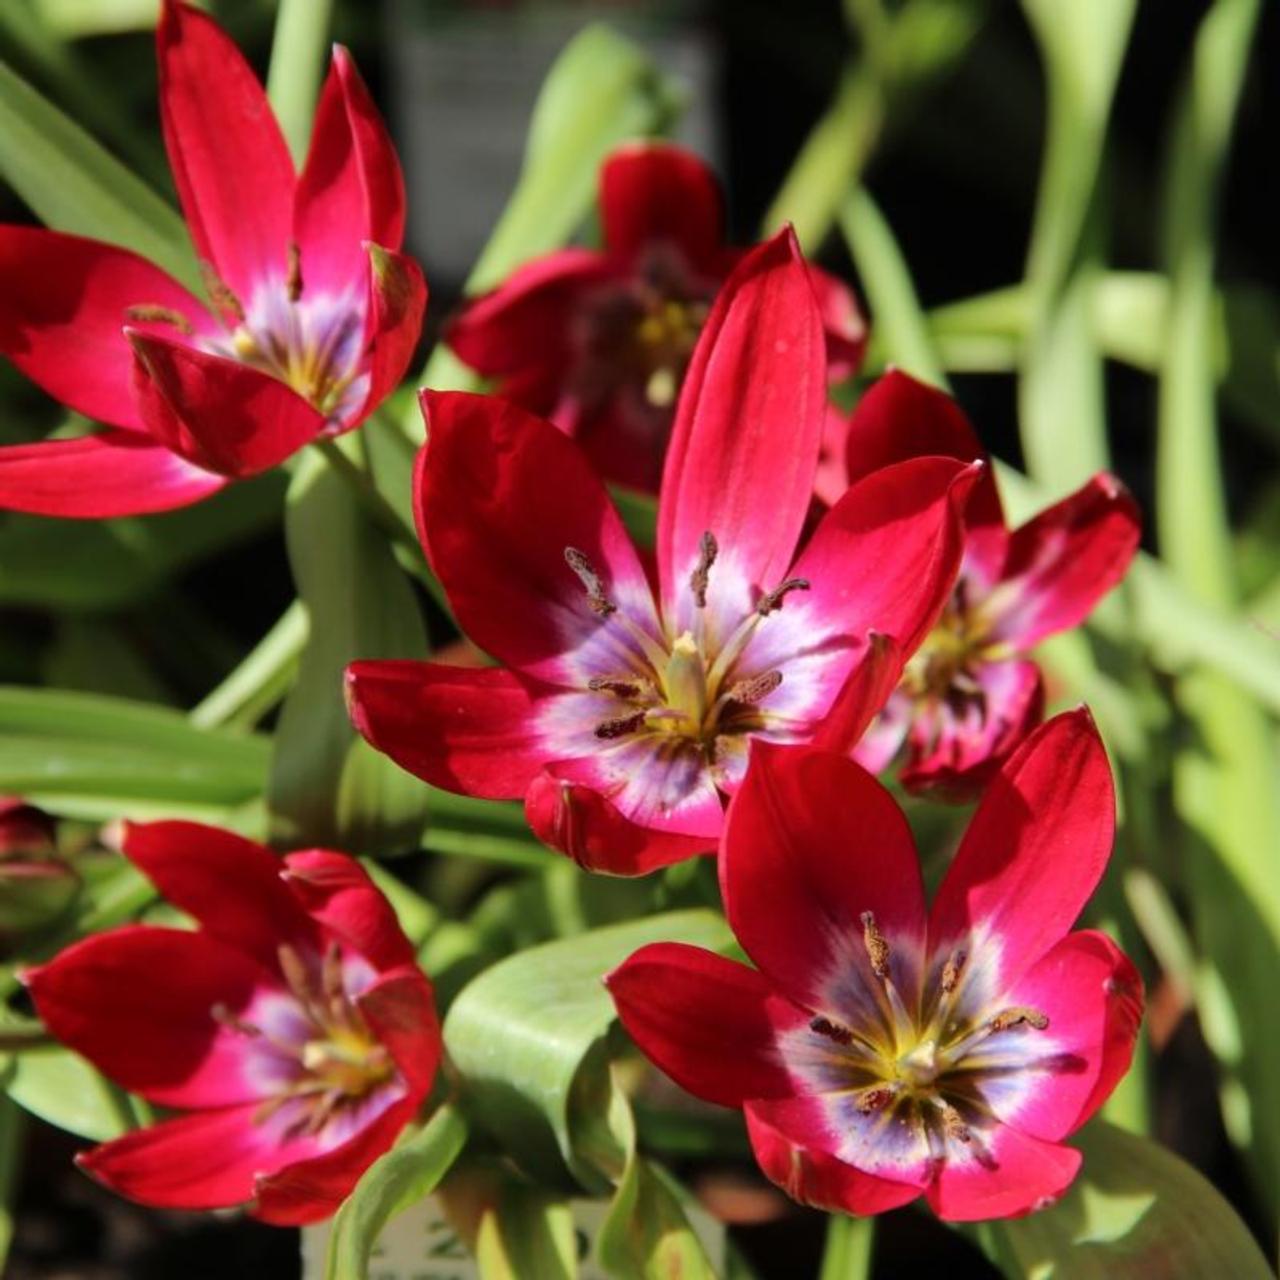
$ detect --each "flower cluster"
[3,0,1143,1237]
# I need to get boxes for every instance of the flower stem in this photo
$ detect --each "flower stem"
[266,0,335,163]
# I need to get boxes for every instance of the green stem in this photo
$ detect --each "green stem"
[0,1094,23,1274]
[819,1214,875,1279]
[266,0,335,163]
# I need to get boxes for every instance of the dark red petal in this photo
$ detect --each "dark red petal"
[353,245,427,426]
[721,742,926,1010]
[0,226,211,431]
[606,942,802,1107]
[793,457,979,660]
[295,47,406,295]
[0,430,225,517]
[924,1124,1083,1222]
[809,633,905,754]
[252,1095,418,1226]
[657,230,825,620]
[744,1105,923,1215]
[121,820,318,972]
[807,264,868,379]
[599,143,725,272]
[345,660,557,800]
[524,769,713,876]
[156,0,294,301]
[283,851,418,972]
[416,390,654,681]
[26,925,273,1108]
[447,248,612,379]
[927,709,1115,992]
[129,331,325,476]
[988,473,1142,649]
[355,966,441,1096]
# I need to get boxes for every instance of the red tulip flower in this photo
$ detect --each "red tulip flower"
[0,0,425,518]
[608,710,1143,1221]
[347,231,976,875]
[842,372,1141,796]
[447,142,865,492]
[26,821,440,1225]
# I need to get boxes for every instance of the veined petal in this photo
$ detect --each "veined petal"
[0,430,225,517]
[416,391,658,682]
[129,331,326,476]
[354,244,427,426]
[345,660,559,800]
[986,473,1142,649]
[121,821,318,972]
[25,925,275,1109]
[295,47,406,296]
[606,942,802,1107]
[156,0,294,302]
[927,710,1115,993]
[600,143,724,272]
[524,767,713,876]
[0,226,212,431]
[721,743,926,1015]
[657,230,825,626]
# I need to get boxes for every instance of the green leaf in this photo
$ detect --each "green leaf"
[0,60,198,289]
[1,1047,134,1142]
[444,910,732,1193]
[818,1214,875,1280]
[268,447,429,853]
[597,1154,716,1280]
[324,1105,469,1280]
[0,1093,22,1273]
[265,0,333,163]
[975,1121,1271,1279]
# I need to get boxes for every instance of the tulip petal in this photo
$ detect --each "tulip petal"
[156,0,294,302]
[744,1105,923,1215]
[809,632,904,754]
[986,473,1142,649]
[600,143,725,272]
[924,1122,1082,1222]
[345,660,558,800]
[355,245,427,426]
[129,330,325,476]
[808,264,868,379]
[122,820,318,972]
[0,430,225,517]
[26,925,275,1108]
[0,226,212,431]
[721,742,927,1014]
[295,48,406,295]
[356,967,441,1096]
[657,230,825,627]
[927,710,1115,993]
[416,390,657,682]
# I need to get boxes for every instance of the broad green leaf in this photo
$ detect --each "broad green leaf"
[30,0,163,36]
[324,1105,469,1280]
[597,1154,716,1280]
[268,447,429,853]
[0,61,198,289]
[445,910,732,1193]
[1,1047,134,1142]
[975,1121,1271,1279]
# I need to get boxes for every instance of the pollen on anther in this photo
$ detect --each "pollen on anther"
[724,669,783,705]
[939,1100,972,1143]
[594,711,647,740]
[756,577,810,616]
[941,949,967,994]
[860,911,891,980]
[124,304,194,336]
[809,1014,854,1046]
[564,547,616,616]
[690,530,718,608]
[989,1006,1050,1032]
[588,675,646,698]
[857,1085,899,1114]
[286,241,304,302]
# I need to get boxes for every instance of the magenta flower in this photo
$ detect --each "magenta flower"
[26,821,440,1225]
[608,710,1143,1221]
[346,231,977,875]
[0,0,425,517]
[448,142,865,492]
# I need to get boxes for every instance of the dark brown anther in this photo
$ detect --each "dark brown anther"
[200,261,245,323]
[856,1085,898,1114]
[989,1006,1050,1033]
[565,547,616,616]
[689,530,718,607]
[594,711,648,740]
[756,578,811,616]
[939,1100,972,1143]
[860,911,891,980]
[587,675,647,699]
[941,949,967,994]
[124,304,194,335]
[809,1015,854,1046]
[286,241,304,302]
[211,1002,261,1037]
[724,669,783,706]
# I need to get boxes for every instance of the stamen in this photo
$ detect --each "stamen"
[937,1099,972,1143]
[587,675,649,699]
[723,669,783,706]
[595,711,648,740]
[200,261,245,323]
[861,911,892,980]
[286,241,304,302]
[210,1003,260,1038]
[809,1015,854,1046]
[756,578,811,616]
[564,547,616,617]
[989,1006,1050,1033]
[689,531,718,608]
[941,950,967,994]
[124,304,194,335]
[857,1084,901,1115]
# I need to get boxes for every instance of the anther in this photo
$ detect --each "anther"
[938,1100,972,1143]
[756,578,811,616]
[587,675,648,699]
[941,949,967,994]
[200,261,245,323]
[689,531,718,608]
[564,547,616,616]
[595,711,647,740]
[809,1015,854,1046]
[124,304,194,335]
[286,241,304,302]
[860,911,892,980]
[211,1003,260,1037]
[989,1006,1050,1033]
[857,1084,900,1115]
[724,669,783,706]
